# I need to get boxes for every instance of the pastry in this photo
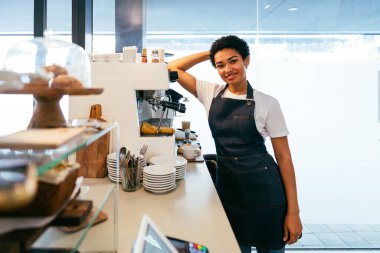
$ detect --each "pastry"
[141,122,158,134]
[140,122,175,135]
[43,64,68,77]
[51,74,83,89]
[159,126,175,134]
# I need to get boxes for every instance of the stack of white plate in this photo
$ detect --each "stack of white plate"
[149,155,187,180]
[143,165,176,193]
[106,152,120,183]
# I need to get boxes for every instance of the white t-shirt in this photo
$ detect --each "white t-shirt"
[196,79,289,138]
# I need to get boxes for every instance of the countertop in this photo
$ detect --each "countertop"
[33,162,240,252]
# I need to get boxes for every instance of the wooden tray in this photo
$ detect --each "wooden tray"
[0,127,85,149]
[0,87,103,96]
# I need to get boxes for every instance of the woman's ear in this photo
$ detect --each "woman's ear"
[244,55,250,68]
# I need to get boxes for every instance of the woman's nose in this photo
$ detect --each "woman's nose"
[225,63,231,72]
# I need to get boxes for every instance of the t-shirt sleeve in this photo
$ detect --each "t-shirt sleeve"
[265,98,289,138]
[196,79,223,116]
[195,79,210,105]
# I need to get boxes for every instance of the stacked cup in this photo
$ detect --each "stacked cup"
[123,46,137,63]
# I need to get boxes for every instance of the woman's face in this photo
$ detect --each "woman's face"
[214,48,250,86]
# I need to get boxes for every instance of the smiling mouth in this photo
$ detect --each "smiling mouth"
[226,74,236,80]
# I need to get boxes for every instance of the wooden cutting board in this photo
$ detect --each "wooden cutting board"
[0,127,85,149]
[75,104,110,178]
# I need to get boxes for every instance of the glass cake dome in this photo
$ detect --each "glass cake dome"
[3,30,91,88]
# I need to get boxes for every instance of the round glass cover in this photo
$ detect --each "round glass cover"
[3,31,91,88]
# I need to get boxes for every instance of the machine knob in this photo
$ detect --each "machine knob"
[168,71,178,83]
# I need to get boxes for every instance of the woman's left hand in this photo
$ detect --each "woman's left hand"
[283,212,303,244]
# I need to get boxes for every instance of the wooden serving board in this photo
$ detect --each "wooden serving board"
[0,127,85,149]
[0,87,103,96]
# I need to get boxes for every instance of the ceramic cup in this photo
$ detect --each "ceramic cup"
[182,145,201,160]
[92,53,107,62]
[123,46,137,63]
[107,53,123,62]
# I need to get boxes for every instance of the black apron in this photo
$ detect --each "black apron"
[208,82,287,249]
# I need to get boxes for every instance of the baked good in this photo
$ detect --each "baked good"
[51,74,83,89]
[43,64,68,77]
[140,122,175,135]
[159,126,175,134]
[141,122,158,134]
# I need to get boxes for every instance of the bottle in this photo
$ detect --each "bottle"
[158,48,165,63]
[141,48,148,63]
[151,49,159,63]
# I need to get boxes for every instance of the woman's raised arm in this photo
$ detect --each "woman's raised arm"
[168,51,210,97]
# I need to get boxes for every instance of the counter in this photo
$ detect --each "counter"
[117,161,240,253]
[33,162,240,252]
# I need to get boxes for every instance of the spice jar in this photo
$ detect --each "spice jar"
[158,49,165,63]
[151,49,159,63]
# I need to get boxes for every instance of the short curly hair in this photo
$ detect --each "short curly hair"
[209,35,250,68]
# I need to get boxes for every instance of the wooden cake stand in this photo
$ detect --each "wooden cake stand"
[0,88,103,128]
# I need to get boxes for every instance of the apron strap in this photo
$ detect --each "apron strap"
[216,81,255,100]
[246,81,254,106]
[216,84,229,98]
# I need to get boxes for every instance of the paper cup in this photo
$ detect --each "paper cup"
[181,121,191,130]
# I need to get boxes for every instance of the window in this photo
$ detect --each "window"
[0,0,34,136]
[145,1,380,247]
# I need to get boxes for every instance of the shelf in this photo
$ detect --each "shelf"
[0,122,119,253]
[0,122,118,176]
[31,180,117,253]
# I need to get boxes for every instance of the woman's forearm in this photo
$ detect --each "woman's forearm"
[277,157,300,214]
[167,51,210,96]
[271,137,300,214]
[168,51,210,72]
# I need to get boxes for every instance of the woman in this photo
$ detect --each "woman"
[168,35,302,253]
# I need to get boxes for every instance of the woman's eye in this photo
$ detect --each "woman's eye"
[216,65,224,69]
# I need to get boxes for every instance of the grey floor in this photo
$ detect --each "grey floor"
[252,224,380,252]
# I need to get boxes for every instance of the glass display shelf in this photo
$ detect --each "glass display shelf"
[32,178,118,253]
[0,122,120,253]
[0,122,117,176]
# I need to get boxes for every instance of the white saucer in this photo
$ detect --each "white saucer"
[144,184,176,193]
[143,180,175,188]
[143,165,175,176]
[150,155,187,168]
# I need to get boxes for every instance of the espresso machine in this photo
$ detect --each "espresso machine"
[69,62,185,160]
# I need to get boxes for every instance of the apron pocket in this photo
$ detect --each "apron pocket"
[237,165,286,206]
[217,156,286,206]
[233,115,255,144]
